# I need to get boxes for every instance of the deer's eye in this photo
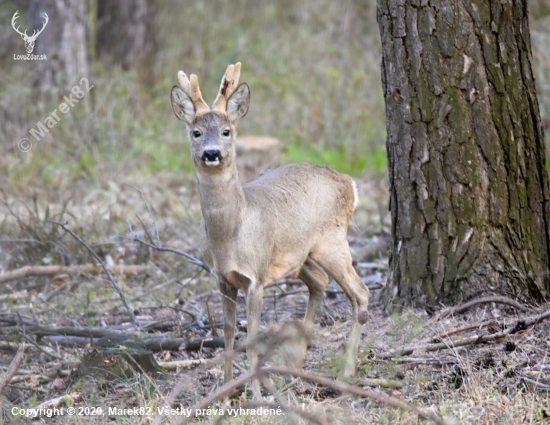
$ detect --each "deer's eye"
[193,130,202,138]
[222,129,230,137]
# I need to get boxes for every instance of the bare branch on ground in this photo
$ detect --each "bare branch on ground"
[30,393,82,417]
[439,295,531,318]
[0,264,148,284]
[378,307,550,359]
[0,344,26,396]
[177,366,445,425]
[0,318,225,352]
[435,321,497,339]
[158,359,210,370]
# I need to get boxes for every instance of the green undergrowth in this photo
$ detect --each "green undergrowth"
[283,143,387,177]
[1,1,389,191]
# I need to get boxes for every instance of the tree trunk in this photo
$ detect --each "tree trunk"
[377,0,550,309]
[31,0,88,91]
[96,0,157,86]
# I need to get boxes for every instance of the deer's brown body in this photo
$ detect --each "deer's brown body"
[171,63,369,398]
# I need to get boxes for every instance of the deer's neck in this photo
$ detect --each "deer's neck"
[197,166,246,239]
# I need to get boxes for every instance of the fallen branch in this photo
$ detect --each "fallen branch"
[50,221,138,326]
[439,295,530,318]
[378,307,550,359]
[8,323,130,340]
[0,290,29,301]
[373,356,458,367]
[30,393,82,416]
[1,320,224,352]
[360,377,402,389]
[145,336,225,351]
[9,373,52,384]
[0,344,26,396]
[0,314,39,327]
[178,366,445,425]
[0,264,148,284]
[435,321,497,339]
[158,359,209,370]
[20,334,63,360]
[519,375,550,391]
[0,342,19,351]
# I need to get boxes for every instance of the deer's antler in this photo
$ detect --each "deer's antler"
[177,71,210,116]
[212,63,242,112]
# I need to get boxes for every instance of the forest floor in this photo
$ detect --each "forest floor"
[1,174,549,425]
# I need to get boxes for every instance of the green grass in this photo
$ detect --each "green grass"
[283,143,387,176]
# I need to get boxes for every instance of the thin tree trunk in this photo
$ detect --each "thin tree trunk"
[96,0,157,86]
[31,0,88,91]
[377,0,550,309]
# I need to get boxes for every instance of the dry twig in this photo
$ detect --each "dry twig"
[378,307,550,359]
[128,230,211,273]
[519,375,550,391]
[0,318,225,352]
[439,295,530,318]
[0,264,148,284]
[0,344,26,396]
[435,321,497,339]
[125,184,212,273]
[50,221,138,326]
[20,334,63,361]
[177,366,445,425]
[31,393,82,416]
[158,359,210,370]
[0,290,29,301]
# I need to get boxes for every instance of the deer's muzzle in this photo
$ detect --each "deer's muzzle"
[201,149,223,166]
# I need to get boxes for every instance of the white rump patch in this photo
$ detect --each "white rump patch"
[352,180,359,211]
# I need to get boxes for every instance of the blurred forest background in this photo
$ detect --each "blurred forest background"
[2,1,550,187]
[1,0,550,260]
[1,0,385,187]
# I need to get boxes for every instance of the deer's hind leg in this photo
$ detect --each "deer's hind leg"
[280,258,331,368]
[310,232,370,377]
[299,258,330,327]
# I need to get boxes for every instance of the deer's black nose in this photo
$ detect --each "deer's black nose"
[201,149,222,162]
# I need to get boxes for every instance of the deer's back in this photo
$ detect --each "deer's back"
[243,163,357,230]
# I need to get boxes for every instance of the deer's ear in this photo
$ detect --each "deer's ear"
[227,83,250,123]
[171,86,195,125]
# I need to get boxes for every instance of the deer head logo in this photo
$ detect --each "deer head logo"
[12,10,49,54]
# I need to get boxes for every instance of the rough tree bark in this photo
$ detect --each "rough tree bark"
[377,0,550,309]
[31,0,88,91]
[96,0,157,85]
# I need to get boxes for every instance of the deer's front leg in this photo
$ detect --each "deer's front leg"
[219,280,237,383]
[246,282,263,399]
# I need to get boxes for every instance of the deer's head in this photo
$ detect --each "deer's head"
[170,63,250,173]
[12,10,49,54]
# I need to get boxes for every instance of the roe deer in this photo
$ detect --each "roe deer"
[170,63,369,397]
